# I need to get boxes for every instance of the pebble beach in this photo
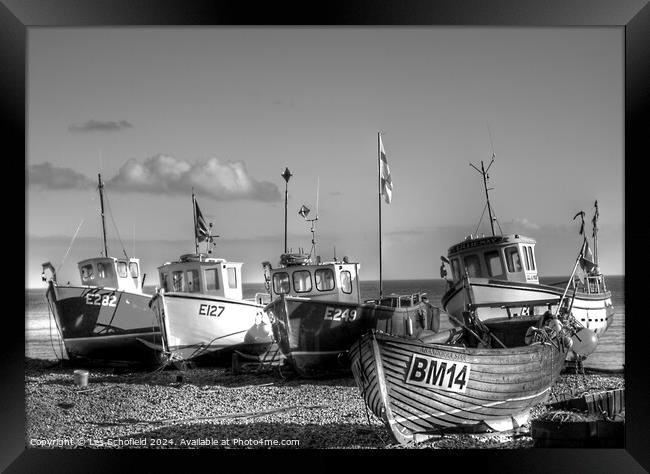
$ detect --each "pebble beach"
[25,357,624,450]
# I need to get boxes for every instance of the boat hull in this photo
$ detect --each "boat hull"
[265,296,438,377]
[45,281,162,365]
[150,291,274,362]
[442,278,614,337]
[350,331,567,445]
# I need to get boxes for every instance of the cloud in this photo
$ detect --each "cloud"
[69,120,133,133]
[28,162,94,190]
[107,154,281,201]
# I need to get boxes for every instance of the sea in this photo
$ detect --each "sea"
[25,276,625,372]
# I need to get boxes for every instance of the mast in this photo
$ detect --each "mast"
[282,167,292,254]
[470,155,496,236]
[592,200,599,270]
[378,131,383,299]
[98,173,109,257]
[192,188,198,254]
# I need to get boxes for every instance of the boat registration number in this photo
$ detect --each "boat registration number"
[85,293,117,307]
[405,354,470,393]
[324,306,357,322]
[198,304,225,317]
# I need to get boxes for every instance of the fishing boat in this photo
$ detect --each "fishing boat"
[440,158,614,348]
[149,192,273,364]
[265,140,440,377]
[41,174,161,365]
[350,303,573,445]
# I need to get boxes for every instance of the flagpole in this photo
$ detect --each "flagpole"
[593,201,599,271]
[378,131,383,300]
[192,188,198,254]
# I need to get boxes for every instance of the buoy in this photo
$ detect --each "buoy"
[571,327,598,357]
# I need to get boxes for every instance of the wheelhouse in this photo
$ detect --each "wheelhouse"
[77,257,143,292]
[262,256,360,304]
[157,253,243,300]
[445,234,539,284]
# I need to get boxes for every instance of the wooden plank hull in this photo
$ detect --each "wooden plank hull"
[442,278,615,337]
[45,281,162,365]
[266,296,437,377]
[150,291,274,362]
[350,331,568,445]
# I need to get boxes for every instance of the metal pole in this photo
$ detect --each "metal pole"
[554,242,584,318]
[284,180,288,254]
[482,161,495,236]
[378,132,383,300]
[192,190,198,254]
[98,173,108,258]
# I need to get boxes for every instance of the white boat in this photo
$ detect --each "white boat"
[440,158,614,357]
[42,174,161,365]
[149,194,273,363]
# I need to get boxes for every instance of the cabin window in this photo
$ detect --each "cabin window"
[451,258,461,280]
[340,270,352,294]
[505,246,523,272]
[81,264,94,281]
[129,262,139,278]
[227,268,238,289]
[527,246,536,270]
[315,268,336,291]
[97,262,114,279]
[186,270,200,293]
[485,251,504,277]
[117,261,128,278]
[205,269,221,291]
[160,273,169,292]
[172,271,184,291]
[522,246,532,270]
[273,272,290,294]
[292,270,312,293]
[463,254,482,277]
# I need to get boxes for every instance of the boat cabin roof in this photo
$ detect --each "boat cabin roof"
[77,256,143,292]
[447,234,536,256]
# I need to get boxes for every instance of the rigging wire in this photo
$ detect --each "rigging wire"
[102,188,129,259]
[56,218,85,276]
[473,201,489,236]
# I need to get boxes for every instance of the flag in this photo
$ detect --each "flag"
[580,239,596,273]
[573,210,585,236]
[194,198,210,242]
[592,200,599,237]
[379,134,393,204]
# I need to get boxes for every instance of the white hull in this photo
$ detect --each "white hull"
[150,291,273,361]
[442,278,614,337]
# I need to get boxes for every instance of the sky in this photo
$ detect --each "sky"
[26,27,624,288]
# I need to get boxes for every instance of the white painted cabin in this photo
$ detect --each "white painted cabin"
[77,257,144,293]
[263,254,361,304]
[157,253,243,300]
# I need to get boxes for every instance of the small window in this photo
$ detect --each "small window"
[340,270,352,294]
[205,268,221,291]
[273,272,290,294]
[81,264,94,281]
[172,271,184,292]
[292,270,312,293]
[186,270,200,293]
[160,273,169,292]
[315,268,336,291]
[505,247,523,272]
[485,251,504,277]
[463,254,482,277]
[522,246,531,270]
[527,246,536,270]
[451,258,461,280]
[129,262,139,278]
[117,261,128,278]
[97,262,113,279]
[227,267,238,289]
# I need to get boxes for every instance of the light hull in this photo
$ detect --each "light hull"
[151,291,274,362]
[266,296,438,377]
[45,281,161,365]
[442,278,614,337]
[350,331,567,445]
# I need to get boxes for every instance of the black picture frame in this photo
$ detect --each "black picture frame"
[6,0,648,471]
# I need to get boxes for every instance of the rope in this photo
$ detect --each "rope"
[56,218,85,276]
[46,294,64,361]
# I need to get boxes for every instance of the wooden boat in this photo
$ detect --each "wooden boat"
[42,174,161,365]
[264,254,440,377]
[350,311,571,445]
[439,159,614,354]
[149,193,273,363]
